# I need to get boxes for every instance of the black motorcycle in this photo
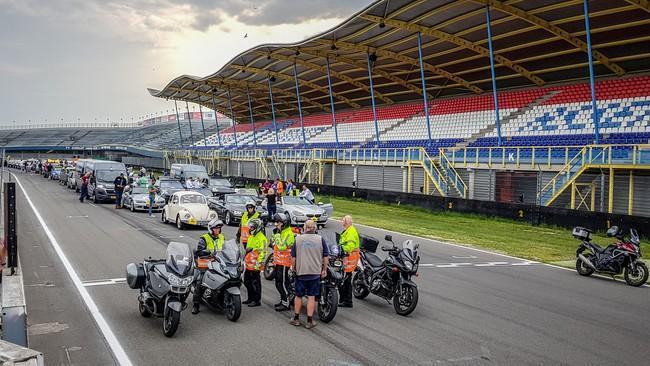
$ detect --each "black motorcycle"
[317,243,345,323]
[193,240,244,321]
[574,226,648,287]
[352,234,420,316]
[127,242,194,337]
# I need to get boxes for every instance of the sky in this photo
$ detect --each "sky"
[0,0,371,126]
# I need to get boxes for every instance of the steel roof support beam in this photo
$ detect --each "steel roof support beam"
[227,89,238,148]
[325,58,340,148]
[246,88,257,148]
[624,0,649,12]
[473,0,625,75]
[367,54,380,146]
[294,63,307,146]
[320,40,482,94]
[268,78,280,148]
[211,93,222,147]
[173,100,184,150]
[230,64,361,108]
[486,6,502,147]
[583,0,601,144]
[184,101,195,148]
[417,32,432,144]
[360,14,544,86]
[297,48,422,96]
[197,104,208,148]
[262,51,394,104]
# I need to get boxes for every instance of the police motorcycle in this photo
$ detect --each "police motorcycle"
[193,239,244,321]
[126,242,194,337]
[574,226,648,287]
[352,234,420,316]
[285,241,344,323]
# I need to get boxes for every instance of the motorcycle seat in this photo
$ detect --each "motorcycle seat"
[365,253,384,268]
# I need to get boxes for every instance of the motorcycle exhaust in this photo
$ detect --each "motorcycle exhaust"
[578,254,597,271]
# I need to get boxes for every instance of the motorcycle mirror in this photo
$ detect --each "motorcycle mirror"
[384,234,393,242]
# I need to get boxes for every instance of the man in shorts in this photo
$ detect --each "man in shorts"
[290,220,329,329]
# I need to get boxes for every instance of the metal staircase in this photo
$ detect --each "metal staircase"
[409,147,467,198]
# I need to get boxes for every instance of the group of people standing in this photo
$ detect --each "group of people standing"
[193,201,360,330]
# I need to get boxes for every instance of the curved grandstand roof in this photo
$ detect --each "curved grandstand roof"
[149,0,650,122]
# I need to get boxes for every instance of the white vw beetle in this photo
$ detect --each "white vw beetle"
[162,191,218,230]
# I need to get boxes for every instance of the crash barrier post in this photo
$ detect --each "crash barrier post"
[0,340,44,365]
[235,177,650,238]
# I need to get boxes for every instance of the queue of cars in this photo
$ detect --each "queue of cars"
[22,160,332,231]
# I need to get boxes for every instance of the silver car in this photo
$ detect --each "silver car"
[122,186,166,212]
[277,196,333,228]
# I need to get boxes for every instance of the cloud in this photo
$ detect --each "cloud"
[0,62,39,77]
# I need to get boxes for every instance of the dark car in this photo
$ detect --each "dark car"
[189,187,216,198]
[208,178,236,195]
[155,178,186,204]
[208,194,268,226]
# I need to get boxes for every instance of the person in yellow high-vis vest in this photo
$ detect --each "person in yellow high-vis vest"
[237,200,259,245]
[338,215,360,308]
[192,219,225,314]
[244,218,267,307]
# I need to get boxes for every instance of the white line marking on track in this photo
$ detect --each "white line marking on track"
[83,278,126,287]
[419,261,539,268]
[13,174,133,366]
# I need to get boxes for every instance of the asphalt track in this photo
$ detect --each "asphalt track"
[12,171,650,366]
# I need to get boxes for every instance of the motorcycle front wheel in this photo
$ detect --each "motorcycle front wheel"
[263,254,275,280]
[393,284,418,316]
[317,286,338,323]
[163,309,181,337]
[224,293,242,322]
[138,301,152,318]
[352,270,370,299]
[624,262,648,287]
[576,257,595,276]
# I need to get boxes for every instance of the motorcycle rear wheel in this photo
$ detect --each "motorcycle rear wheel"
[575,257,595,276]
[318,287,338,323]
[624,262,648,287]
[393,284,418,316]
[163,309,181,337]
[352,271,370,299]
[263,255,275,280]
[224,293,242,322]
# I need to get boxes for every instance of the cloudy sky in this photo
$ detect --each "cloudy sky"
[0,0,370,125]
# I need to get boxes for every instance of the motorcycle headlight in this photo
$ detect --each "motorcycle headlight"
[333,260,342,267]
[404,261,414,272]
[167,273,192,287]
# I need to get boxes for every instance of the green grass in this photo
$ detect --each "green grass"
[319,195,650,267]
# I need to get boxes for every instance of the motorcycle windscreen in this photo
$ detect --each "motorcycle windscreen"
[166,241,194,276]
[401,240,419,262]
[217,240,242,264]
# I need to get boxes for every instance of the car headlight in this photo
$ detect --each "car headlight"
[292,210,303,217]
[167,273,193,287]
[209,211,217,219]
[96,184,105,190]
[232,210,242,216]
[184,213,191,219]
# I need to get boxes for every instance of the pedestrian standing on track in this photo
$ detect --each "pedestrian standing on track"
[272,213,295,312]
[79,172,90,202]
[266,188,277,219]
[114,173,127,209]
[275,178,284,196]
[243,218,266,307]
[290,220,329,329]
[338,215,360,308]
[148,177,157,217]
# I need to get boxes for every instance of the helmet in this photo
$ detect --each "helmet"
[208,219,224,232]
[606,226,623,239]
[245,200,256,210]
[248,218,263,234]
[273,212,291,227]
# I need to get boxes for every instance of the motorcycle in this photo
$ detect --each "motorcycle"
[317,243,345,322]
[126,242,194,337]
[194,240,244,321]
[352,234,420,316]
[574,226,648,287]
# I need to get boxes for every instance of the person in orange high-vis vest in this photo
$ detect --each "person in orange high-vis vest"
[272,213,295,311]
[244,218,266,307]
[338,215,360,308]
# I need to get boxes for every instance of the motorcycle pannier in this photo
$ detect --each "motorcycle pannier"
[359,234,380,253]
[572,227,592,241]
[126,262,145,289]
